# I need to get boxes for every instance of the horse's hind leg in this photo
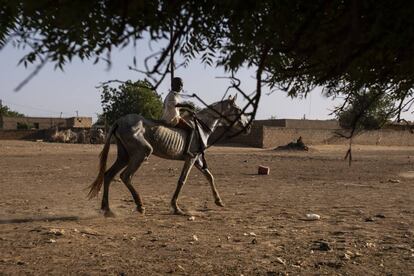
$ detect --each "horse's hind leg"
[101,140,128,217]
[195,158,224,207]
[120,135,153,214]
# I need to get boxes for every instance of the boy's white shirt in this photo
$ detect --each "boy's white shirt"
[162,90,181,126]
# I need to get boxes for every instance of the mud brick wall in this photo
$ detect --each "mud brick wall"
[66,117,92,128]
[351,129,414,146]
[1,117,67,130]
[254,119,340,129]
[209,125,264,147]
[0,130,46,140]
[261,127,414,148]
[261,127,335,148]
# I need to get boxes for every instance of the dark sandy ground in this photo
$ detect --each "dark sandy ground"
[0,141,413,275]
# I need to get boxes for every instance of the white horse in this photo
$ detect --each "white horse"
[88,95,250,216]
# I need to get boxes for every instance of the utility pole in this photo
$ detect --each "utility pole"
[76,110,79,117]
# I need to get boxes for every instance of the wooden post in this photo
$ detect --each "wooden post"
[0,99,3,129]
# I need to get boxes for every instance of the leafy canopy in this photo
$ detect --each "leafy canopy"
[100,79,163,125]
[2,1,414,127]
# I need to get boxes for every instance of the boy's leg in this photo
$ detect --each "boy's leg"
[177,118,195,157]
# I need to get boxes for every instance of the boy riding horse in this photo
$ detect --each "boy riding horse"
[162,77,196,157]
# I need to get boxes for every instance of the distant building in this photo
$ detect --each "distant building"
[0,116,92,130]
[65,117,93,128]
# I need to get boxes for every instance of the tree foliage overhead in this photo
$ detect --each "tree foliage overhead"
[2,0,414,128]
[100,79,163,125]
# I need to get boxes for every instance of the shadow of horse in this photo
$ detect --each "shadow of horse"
[0,215,80,224]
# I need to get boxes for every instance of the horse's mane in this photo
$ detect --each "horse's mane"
[197,100,229,116]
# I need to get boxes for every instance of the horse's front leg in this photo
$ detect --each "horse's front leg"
[171,157,196,215]
[195,158,224,207]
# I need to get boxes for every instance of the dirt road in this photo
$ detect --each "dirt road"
[0,141,413,275]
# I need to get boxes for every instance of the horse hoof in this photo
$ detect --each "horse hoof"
[172,208,187,216]
[215,200,225,207]
[137,206,146,214]
[103,210,116,217]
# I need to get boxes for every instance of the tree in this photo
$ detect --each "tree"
[336,88,395,131]
[0,105,24,117]
[2,1,414,132]
[100,79,163,125]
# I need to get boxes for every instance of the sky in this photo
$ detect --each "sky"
[0,39,343,123]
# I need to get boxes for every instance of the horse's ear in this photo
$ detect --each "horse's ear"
[228,94,237,103]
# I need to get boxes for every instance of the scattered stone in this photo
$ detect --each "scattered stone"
[342,252,352,260]
[177,264,185,271]
[188,216,195,221]
[251,238,258,244]
[16,260,26,265]
[293,260,303,267]
[258,165,270,175]
[192,235,199,241]
[365,242,376,248]
[388,179,401,183]
[305,213,321,221]
[249,232,257,237]
[275,257,286,265]
[79,228,100,236]
[375,213,386,218]
[47,239,57,243]
[312,241,332,251]
[365,217,375,222]
[48,228,65,236]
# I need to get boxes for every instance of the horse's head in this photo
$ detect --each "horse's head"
[211,95,251,134]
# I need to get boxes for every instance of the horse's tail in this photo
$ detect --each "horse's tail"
[87,123,118,199]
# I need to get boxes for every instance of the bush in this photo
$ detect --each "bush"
[337,89,394,130]
[100,79,163,125]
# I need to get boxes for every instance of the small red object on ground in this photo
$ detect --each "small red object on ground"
[258,165,270,175]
